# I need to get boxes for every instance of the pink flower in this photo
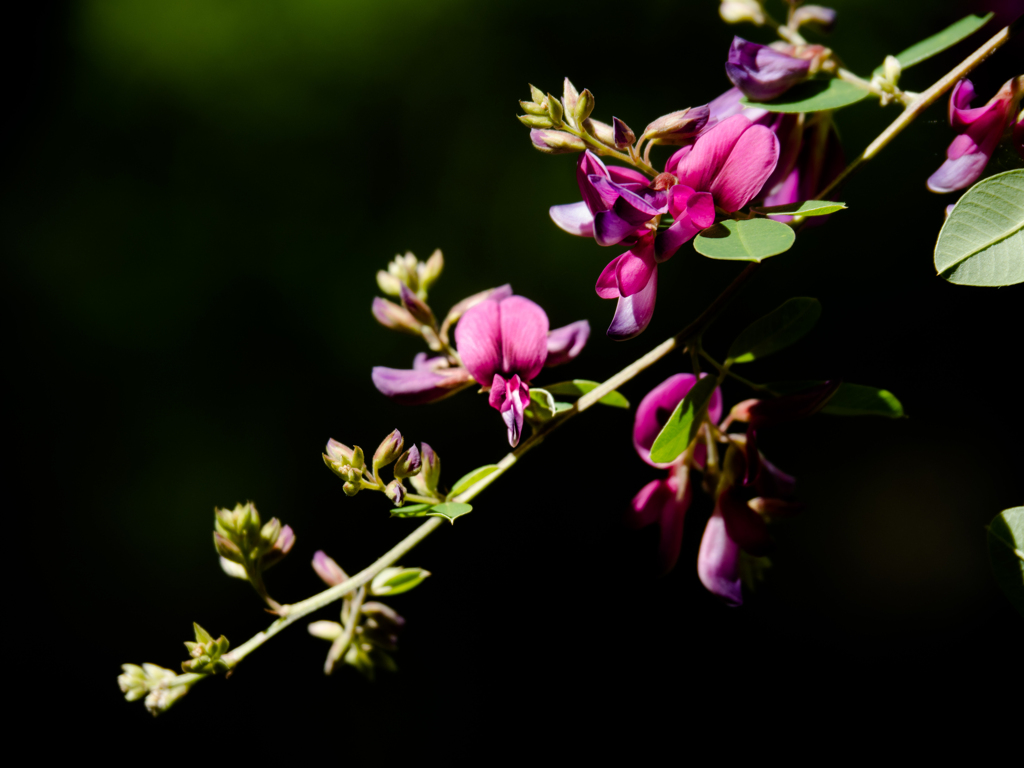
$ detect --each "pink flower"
[927,77,1023,194]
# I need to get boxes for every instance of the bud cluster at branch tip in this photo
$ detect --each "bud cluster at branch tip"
[213,501,295,609]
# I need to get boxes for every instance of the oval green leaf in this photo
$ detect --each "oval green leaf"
[694,218,795,262]
[524,387,557,422]
[371,567,431,596]
[449,465,499,496]
[390,503,432,518]
[988,507,1024,617]
[544,379,630,408]
[872,14,993,76]
[740,78,869,113]
[428,502,473,524]
[727,297,821,364]
[934,170,1024,286]
[754,200,847,217]
[766,381,904,418]
[649,375,718,464]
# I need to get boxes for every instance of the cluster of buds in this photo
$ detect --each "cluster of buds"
[181,622,231,674]
[376,249,443,302]
[870,56,904,107]
[308,551,427,678]
[719,1,836,35]
[117,663,191,716]
[324,431,441,507]
[213,502,295,610]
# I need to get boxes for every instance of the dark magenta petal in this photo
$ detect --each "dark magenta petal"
[607,265,657,340]
[607,165,650,185]
[577,151,610,213]
[628,478,672,529]
[748,380,840,428]
[615,236,657,297]
[371,366,473,405]
[594,210,644,247]
[754,453,796,498]
[595,256,622,299]
[497,374,529,447]
[657,476,692,575]
[697,509,743,606]
[586,174,623,212]
[725,36,811,102]
[546,320,591,367]
[549,201,595,237]
[719,485,772,556]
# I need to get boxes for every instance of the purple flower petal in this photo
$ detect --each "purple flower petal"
[371,366,473,405]
[708,122,779,212]
[655,187,716,261]
[628,478,671,529]
[594,210,644,247]
[549,201,595,237]
[633,373,722,467]
[489,373,530,447]
[595,256,622,299]
[498,296,549,382]
[413,352,450,371]
[455,297,502,385]
[657,476,691,575]
[546,320,591,367]
[615,236,657,297]
[607,165,650,185]
[607,265,658,340]
[576,150,610,213]
[312,550,348,586]
[926,152,990,194]
[697,509,743,606]
[725,37,811,102]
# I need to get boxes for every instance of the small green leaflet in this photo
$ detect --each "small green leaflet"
[371,567,431,596]
[740,78,869,113]
[872,14,993,77]
[988,507,1024,617]
[544,379,630,408]
[524,387,558,422]
[449,465,499,496]
[694,218,795,262]
[390,503,433,518]
[727,298,821,364]
[753,200,847,217]
[649,375,718,464]
[766,381,904,418]
[427,502,473,524]
[934,170,1024,287]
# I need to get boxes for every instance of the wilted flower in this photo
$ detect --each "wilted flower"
[927,77,1023,194]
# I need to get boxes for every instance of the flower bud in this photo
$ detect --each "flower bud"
[350,445,365,472]
[790,4,836,32]
[419,442,441,492]
[213,531,244,563]
[583,118,615,147]
[726,37,811,102]
[546,93,563,124]
[562,78,580,122]
[529,129,586,154]
[370,566,431,596]
[574,88,595,124]
[748,497,804,518]
[399,282,436,328]
[325,438,354,465]
[376,270,403,296]
[529,83,546,104]
[182,622,231,674]
[385,479,406,506]
[642,106,710,143]
[371,297,422,336]
[748,380,840,428]
[883,55,901,85]
[728,399,760,423]
[343,481,360,497]
[394,445,422,480]
[261,524,294,569]
[307,620,344,641]
[373,429,404,470]
[417,249,444,293]
[613,117,635,149]
[219,556,248,579]
[520,99,548,116]
[260,517,282,547]
[312,550,349,586]
[719,0,766,26]
[118,663,190,716]
[518,113,554,129]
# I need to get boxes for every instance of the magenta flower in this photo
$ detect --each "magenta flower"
[628,373,724,573]
[760,113,845,221]
[1013,109,1023,159]
[725,37,811,102]
[927,77,1023,194]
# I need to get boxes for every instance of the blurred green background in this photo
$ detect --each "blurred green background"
[9,0,1021,750]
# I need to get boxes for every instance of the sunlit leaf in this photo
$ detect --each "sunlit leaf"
[754,200,847,217]
[370,566,431,596]
[449,465,499,496]
[694,218,795,262]
[934,170,1024,287]
[649,375,718,464]
[390,503,432,518]
[766,381,904,418]
[872,14,993,76]
[428,502,473,524]
[544,379,630,408]
[727,298,821,364]
[524,387,557,422]
[987,507,1024,617]
[740,78,869,113]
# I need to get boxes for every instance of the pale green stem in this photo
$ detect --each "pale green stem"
[835,67,915,107]
[817,22,1016,201]
[699,349,766,392]
[324,586,365,675]
[559,121,659,177]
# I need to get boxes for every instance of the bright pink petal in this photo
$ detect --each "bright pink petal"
[607,265,657,340]
[673,115,750,193]
[657,476,691,574]
[607,166,651,185]
[697,509,743,606]
[549,202,594,237]
[708,123,779,211]
[577,151,610,213]
[596,256,622,299]
[498,296,549,381]
[455,298,502,385]
[490,373,529,447]
[615,236,657,297]
[371,366,473,405]
[545,320,590,367]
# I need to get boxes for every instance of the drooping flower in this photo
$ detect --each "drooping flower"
[725,37,811,102]
[927,77,1023,194]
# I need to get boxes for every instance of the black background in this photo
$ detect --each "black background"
[8,0,1022,755]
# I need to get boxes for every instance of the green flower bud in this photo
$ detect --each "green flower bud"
[343,481,360,497]
[118,663,190,716]
[546,93,563,124]
[393,445,422,480]
[376,269,403,296]
[417,249,444,294]
[385,479,406,506]
[307,620,344,641]
[583,118,615,148]
[370,566,431,596]
[260,517,282,547]
[528,83,546,104]
[530,130,587,155]
[373,429,404,471]
[419,442,441,493]
[518,113,554,129]
[520,100,548,116]
[574,88,594,124]
[562,77,580,124]
[182,622,231,674]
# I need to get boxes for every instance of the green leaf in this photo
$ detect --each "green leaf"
[740,78,869,113]
[370,566,431,596]
[753,200,847,217]
[449,465,499,496]
[427,502,473,524]
[988,507,1024,617]
[766,381,904,418]
[694,218,796,262]
[523,387,557,422]
[389,503,432,518]
[934,170,1024,287]
[873,14,993,76]
[727,298,821,364]
[649,375,718,464]
[544,379,630,408]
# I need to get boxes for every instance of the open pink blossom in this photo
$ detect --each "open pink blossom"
[927,77,1023,194]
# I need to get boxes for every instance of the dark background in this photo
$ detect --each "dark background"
[8,0,1022,753]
